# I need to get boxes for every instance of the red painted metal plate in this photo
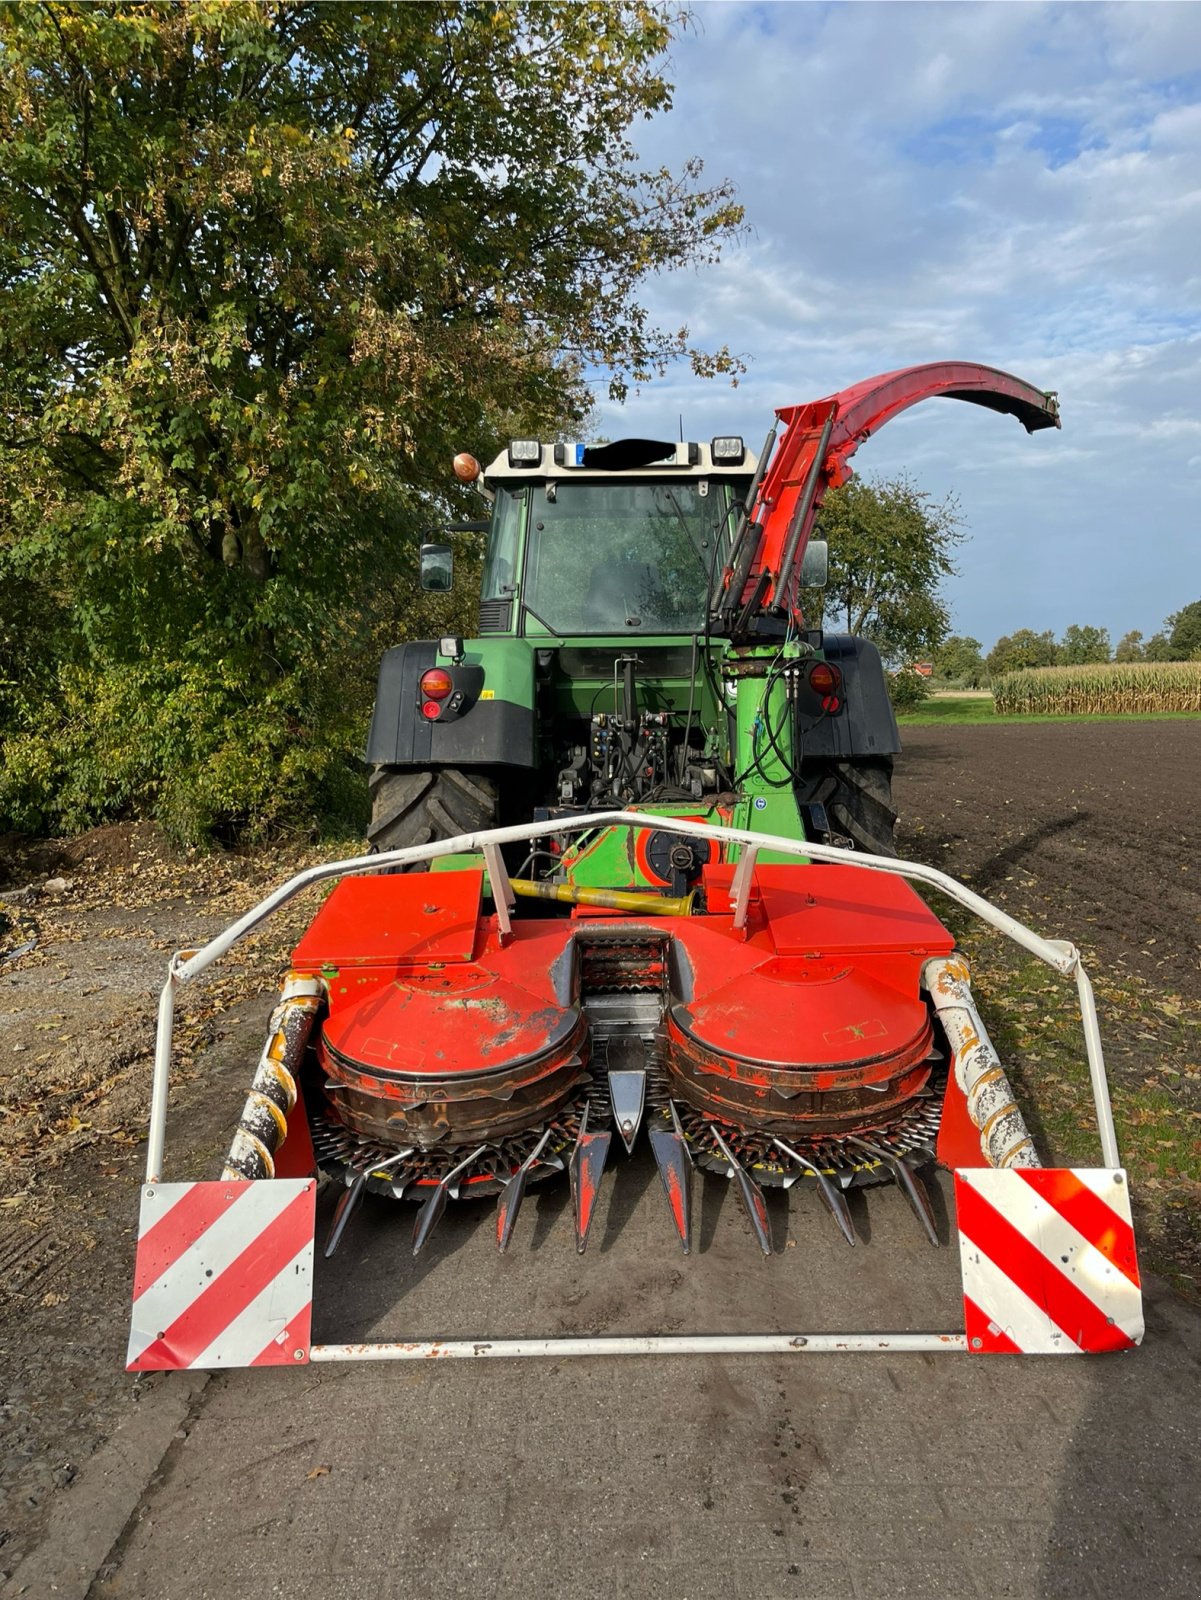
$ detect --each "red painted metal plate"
[702,863,955,958]
[956,1169,1142,1353]
[127,1180,315,1371]
[936,1063,986,1171]
[292,870,484,970]
[272,1095,317,1181]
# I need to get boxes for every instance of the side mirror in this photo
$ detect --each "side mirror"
[420,543,454,592]
[800,538,828,589]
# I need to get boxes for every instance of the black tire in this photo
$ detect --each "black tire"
[367,766,498,860]
[804,757,897,856]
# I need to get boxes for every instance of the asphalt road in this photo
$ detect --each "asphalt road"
[8,1146,1201,1600]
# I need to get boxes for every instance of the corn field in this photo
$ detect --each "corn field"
[992,661,1201,716]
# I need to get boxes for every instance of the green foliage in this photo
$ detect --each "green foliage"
[0,2,743,841]
[1057,623,1110,665]
[932,634,984,686]
[1168,600,1201,660]
[1143,632,1175,663]
[806,475,963,667]
[985,628,1058,676]
[886,668,930,713]
[981,602,1201,681]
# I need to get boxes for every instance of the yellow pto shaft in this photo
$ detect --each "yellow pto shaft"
[509,878,693,917]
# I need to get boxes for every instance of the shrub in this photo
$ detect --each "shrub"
[887,668,931,713]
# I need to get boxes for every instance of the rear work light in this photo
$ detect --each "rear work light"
[420,668,454,700]
[711,435,746,465]
[507,440,542,467]
[807,661,841,695]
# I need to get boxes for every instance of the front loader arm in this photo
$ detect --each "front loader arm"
[719,362,1060,634]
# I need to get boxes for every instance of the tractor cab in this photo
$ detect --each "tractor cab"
[474,438,756,638]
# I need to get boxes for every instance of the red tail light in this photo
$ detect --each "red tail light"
[420,668,454,700]
[808,661,841,695]
[421,699,443,721]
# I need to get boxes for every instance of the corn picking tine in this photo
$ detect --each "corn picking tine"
[496,1127,553,1254]
[412,1144,489,1258]
[324,1148,413,1259]
[849,1136,939,1247]
[568,1101,611,1254]
[711,1125,772,1257]
[649,1101,693,1254]
[669,1099,691,1149]
[773,1138,857,1247]
[324,1174,367,1260]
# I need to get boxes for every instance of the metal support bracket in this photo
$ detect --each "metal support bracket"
[481,841,515,939]
[729,844,759,933]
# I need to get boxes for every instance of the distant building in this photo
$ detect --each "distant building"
[910,662,934,678]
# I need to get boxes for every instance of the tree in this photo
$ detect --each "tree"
[985,629,1058,676]
[1114,630,1144,663]
[1058,624,1111,665]
[807,475,964,667]
[1167,600,1201,660]
[1144,632,1176,663]
[0,3,744,839]
[932,635,984,686]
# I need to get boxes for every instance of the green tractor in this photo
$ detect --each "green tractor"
[369,451,883,887]
[366,366,1058,887]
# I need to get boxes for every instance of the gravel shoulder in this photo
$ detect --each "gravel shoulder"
[0,825,350,1578]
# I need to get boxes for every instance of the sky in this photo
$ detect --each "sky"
[592,1,1201,650]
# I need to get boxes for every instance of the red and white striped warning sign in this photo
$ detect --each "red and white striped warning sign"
[127,1179,315,1371]
[955,1167,1142,1354]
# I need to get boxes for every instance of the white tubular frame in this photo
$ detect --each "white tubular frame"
[310,1334,969,1361]
[140,810,1129,1362]
[146,809,1121,1185]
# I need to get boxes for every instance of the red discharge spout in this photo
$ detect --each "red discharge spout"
[722,361,1060,632]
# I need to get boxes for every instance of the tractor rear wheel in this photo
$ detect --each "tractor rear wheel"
[808,757,898,857]
[368,766,498,860]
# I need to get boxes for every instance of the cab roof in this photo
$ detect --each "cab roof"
[483,437,758,485]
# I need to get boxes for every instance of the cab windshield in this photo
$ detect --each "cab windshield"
[521,481,729,634]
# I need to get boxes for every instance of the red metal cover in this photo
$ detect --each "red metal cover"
[320,920,581,1079]
[702,863,955,957]
[292,869,484,969]
[669,919,934,1075]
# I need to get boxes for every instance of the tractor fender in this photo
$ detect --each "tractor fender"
[796,635,901,761]
[366,638,538,768]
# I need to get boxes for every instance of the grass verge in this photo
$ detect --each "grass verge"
[927,892,1201,1299]
[898,698,1201,727]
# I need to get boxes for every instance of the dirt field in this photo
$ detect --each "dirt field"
[894,720,1200,1004]
[1,720,1198,1583]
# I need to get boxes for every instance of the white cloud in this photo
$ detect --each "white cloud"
[595,1,1201,644]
